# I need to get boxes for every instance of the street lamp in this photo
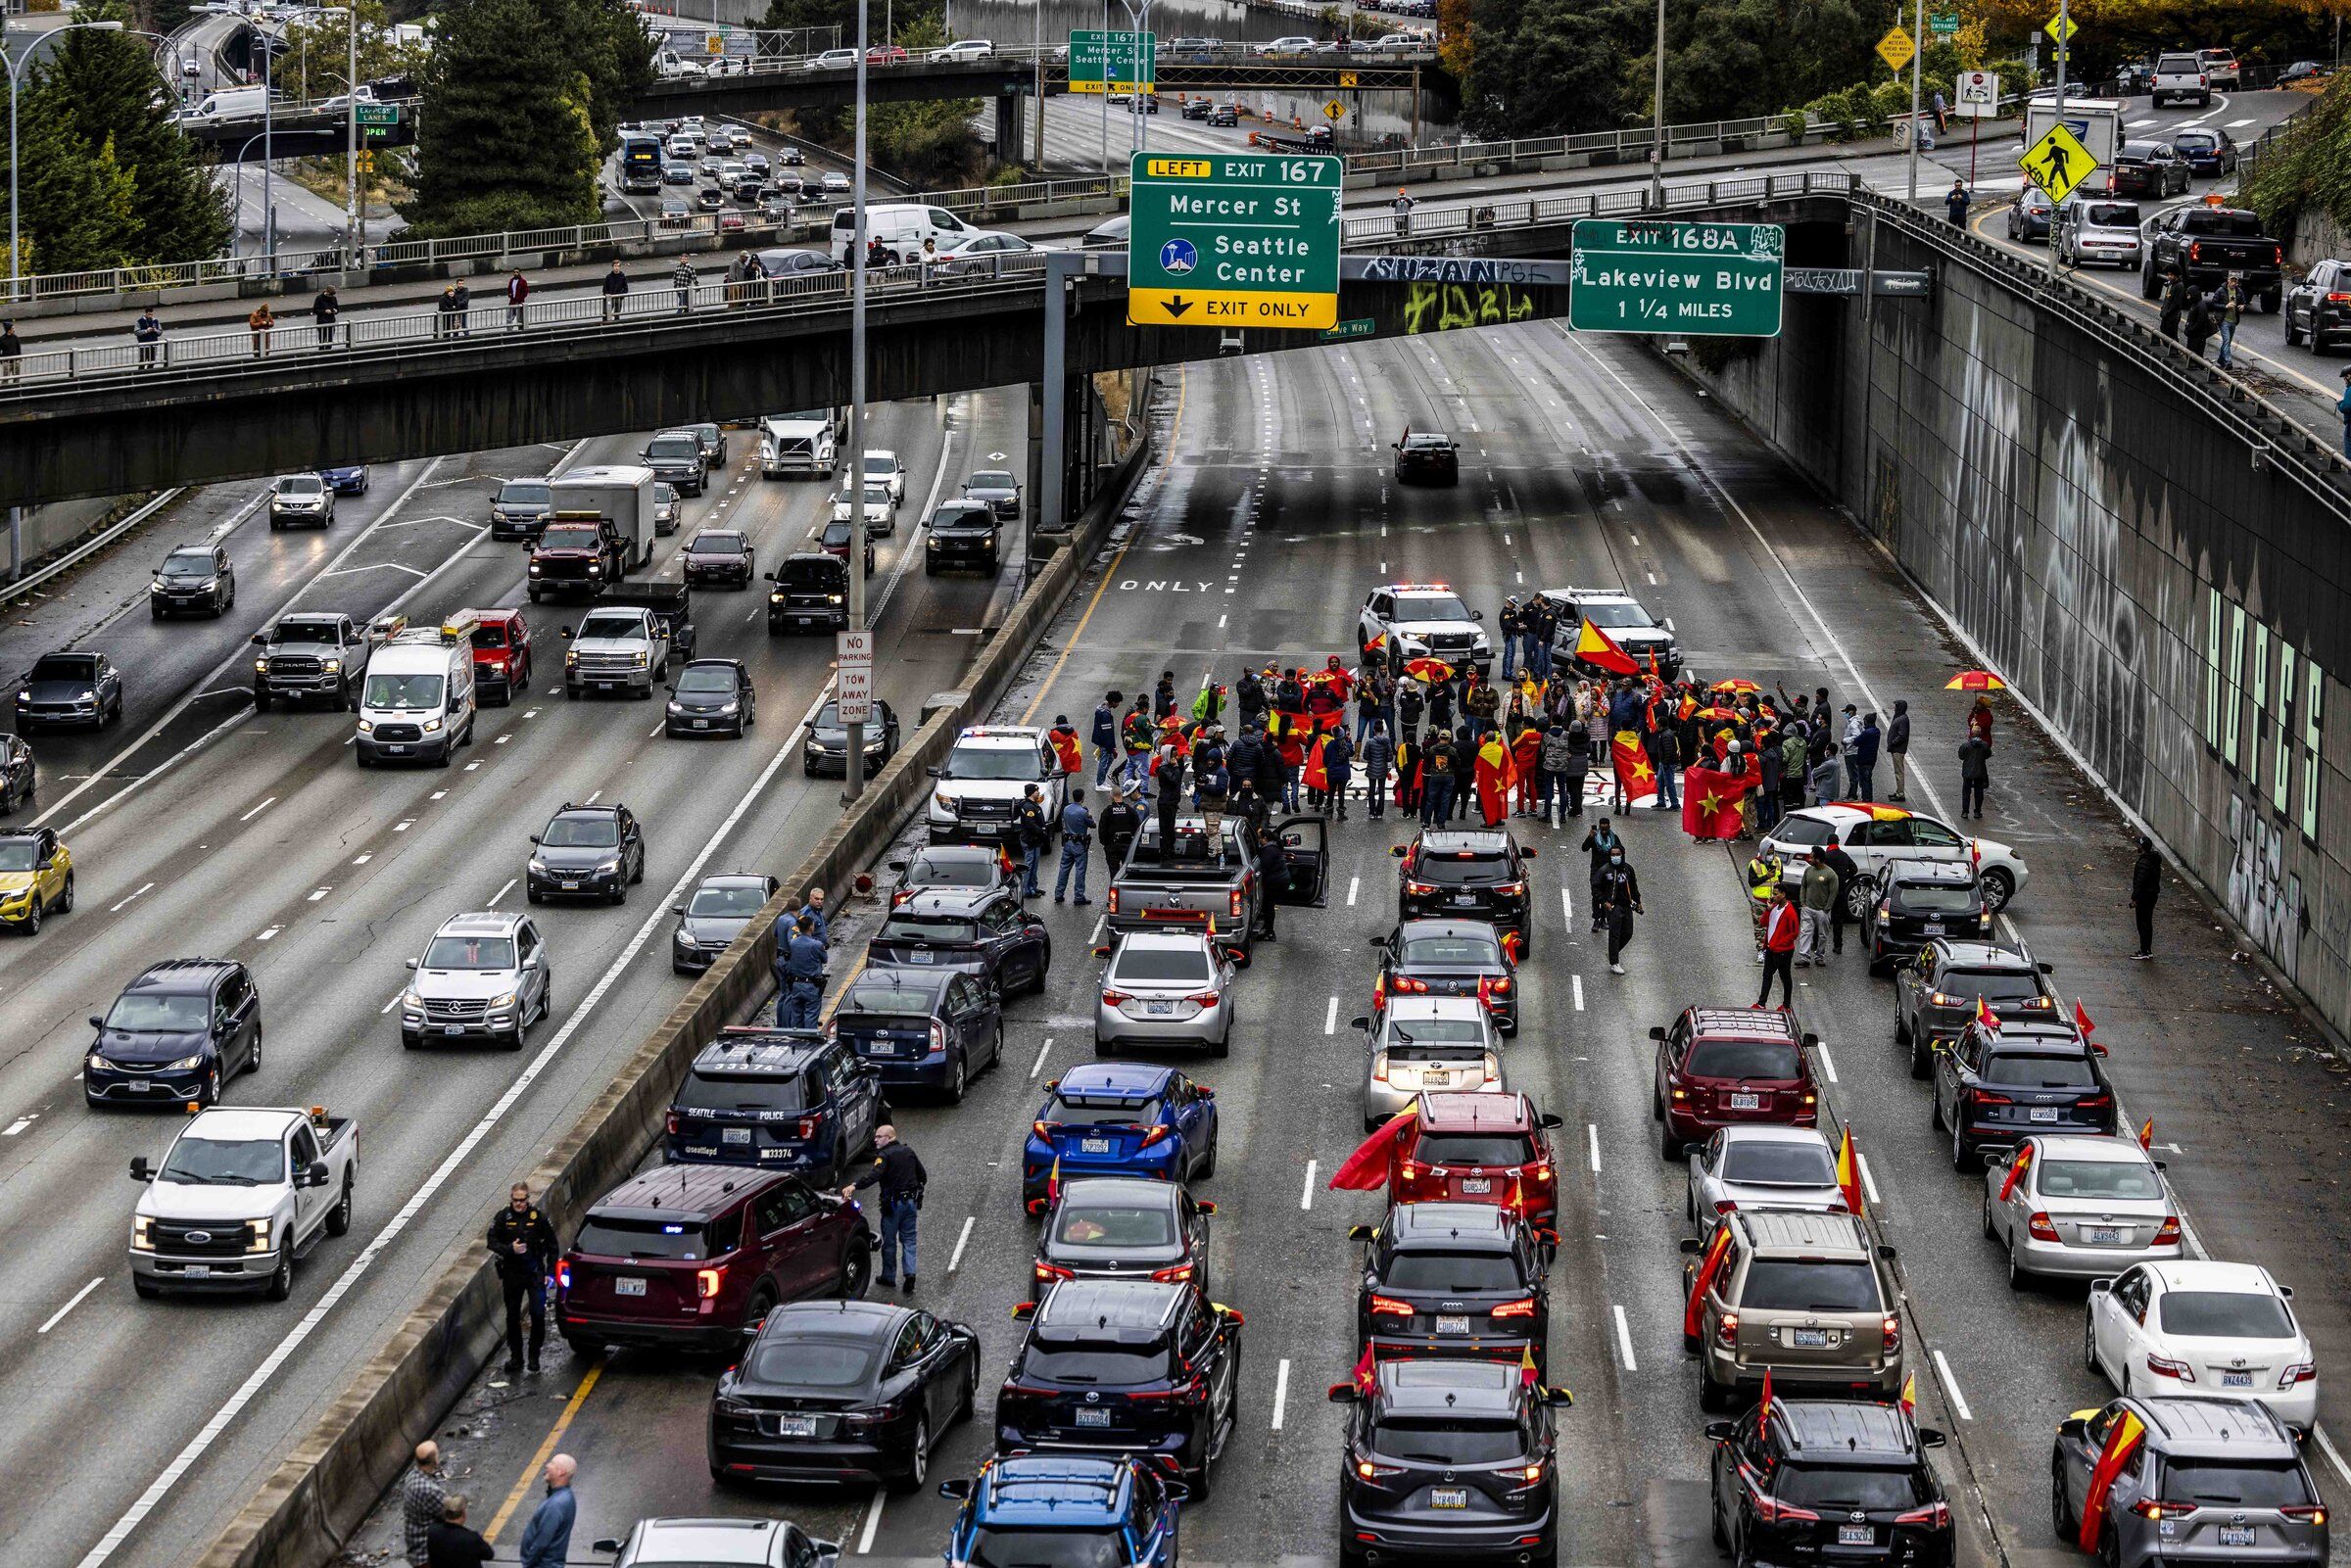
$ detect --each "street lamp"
[6,19,125,298]
[844,0,870,803]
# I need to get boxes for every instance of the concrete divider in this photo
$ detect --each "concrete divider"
[194,413,1156,1568]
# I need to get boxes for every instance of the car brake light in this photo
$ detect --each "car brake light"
[2078,1094,2112,1110]
[1137,1125,1171,1151]
[891,889,912,906]
[1190,991,1221,1008]
[2153,1214,2182,1245]
[1714,1199,1739,1214]
[1102,990,1130,1007]
[1371,1058,1390,1083]
[1107,889,1121,915]
[1716,1310,1739,1349]
[1150,1262,1195,1283]
[1883,1313,1901,1353]
[1369,1294,1415,1317]
[555,1260,571,1289]
[2281,1505,2328,1524]
[2027,1212,2061,1242]
[1355,1458,1404,1480]
[1394,976,1429,994]
[665,1112,679,1134]
[696,1266,726,1299]
[2145,1354,2195,1381]
[1969,1090,2013,1106]
[1752,1491,1821,1525]
[2133,1499,2194,1520]
[1490,1297,1537,1318]
[1493,881,1525,896]
[930,1021,947,1052]
[796,1115,823,1140]
[2328,293,2351,304]
[1533,1163,1553,1185]
[2280,1362,2317,1389]
[2189,240,2203,261]
[1407,880,1437,895]
[1034,1261,1074,1282]
[1400,1161,1418,1181]
[1512,1461,1545,1485]
[1229,888,1243,918]
[1895,1501,1951,1530]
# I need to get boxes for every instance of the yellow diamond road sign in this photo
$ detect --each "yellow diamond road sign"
[1337,70,1359,87]
[2044,11,2077,43]
[1876,24,1915,73]
[1323,99,1346,119]
[2020,121,2097,203]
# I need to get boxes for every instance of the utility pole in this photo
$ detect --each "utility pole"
[1098,0,1110,177]
[2048,0,2066,280]
[345,4,359,259]
[1904,0,1922,202]
[1647,0,1665,208]
[262,26,276,268]
[844,0,869,802]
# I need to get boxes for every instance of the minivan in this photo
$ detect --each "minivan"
[831,202,974,264]
[357,615,478,767]
[1683,1209,1903,1408]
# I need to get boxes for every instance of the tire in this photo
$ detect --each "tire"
[2286,312,2304,347]
[1930,1088,1944,1130]
[2260,287,2281,315]
[1197,1133,1218,1180]
[2051,1449,2080,1539]
[745,1284,778,1328]
[1895,1003,1911,1047]
[56,872,72,913]
[1209,1022,1230,1060]
[248,1022,263,1076]
[1981,867,2015,912]
[265,1255,293,1303]
[888,1418,930,1494]
[1950,1116,1970,1172]
[255,689,272,712]
[21,899,37,935]
[1661,1124,1679,1161]
[2140,261,2159,300]
[1697,1362,1732,1412]
[956,1359,978,1423]
[1844,877,1875,921]
[839,1242,871,1299]
[2007,1240,2030,1291]
[945,1049,968,1105]
[565,1333,603,1360]
[199,1069,219,1108]
[326,1172,354,1236]
[2084,1308,2101,1375]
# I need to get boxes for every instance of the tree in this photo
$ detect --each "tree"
[400,0,602,234]
[279,0,433,99]
[14,116,140,272]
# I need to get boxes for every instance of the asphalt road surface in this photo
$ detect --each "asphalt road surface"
[342,325,2351,1568]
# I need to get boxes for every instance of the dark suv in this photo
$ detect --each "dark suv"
[865,887,1051,998]
[766,552,851,634]
[666,1028,886,1182]
[1893,939,2060,1078]
[555,1165,873,1356]
[1330,1358,1570,1568]
[1351,1201,1549,1377]
[526,801,647,904]
[150,544,235,618]
[85,959,262,1108]
[1931,1017,2115,1170]
[1394,830,1536,951]
[997,1279,1244,1498]
[1370,919,1519,1034]
[830,965,1003,1102]
[924,500,1002,575]
[1707,1399,1952,1567]
[1862,861,1991,973]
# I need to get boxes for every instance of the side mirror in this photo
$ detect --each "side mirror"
[90,1015,105,1029]
[1800,1032,1820,1049]
[1877,1244,1898,1261]
[250,633,267,646]
[1327,1383,1362,1403]
[1196,1086,1215,1100]
[927,766,942,778]
[1350,1016,1370,1031]
[1539,1113,1564,1129]
[591,1540,625,1555]
[886,859,905,872]
[665,685,677,694]
[1092,945,1111,958]
[528,834,542,845]
[1010,1301,1035,1321]
[1469,609,1485,622]
[559,626,574,639]
[1543,1386,1572,1406]
[305,1160,330,1187]
[1648,1025,1666,1041]
[2038,961,2055,974]
[2090,1042,2109,1057]
[2087,1278,2114,1295]
[672,905,686,915]
[1703,1420,1737,1441]
[764,570,780,582]
[1219,1307,1244,1327]
[1364,934,1388,949]
[2057,1415,2087,1438]
[1677,1237,1702,1255]
[130,1157,154,1182]
[1918,1428,1947,1449]
[404,958,418,971]
[1983,1152,2004,1170]
[1390,844,1408,858]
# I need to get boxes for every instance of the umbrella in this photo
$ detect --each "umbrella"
[1945,670,2008,691]
[1403,657,1454,683]
[1692,705,1735,722]
[1709,678,1760,694]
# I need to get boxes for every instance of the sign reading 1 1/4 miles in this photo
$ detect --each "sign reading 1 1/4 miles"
[1128,151,1342,330]
[1567,218,1785,338]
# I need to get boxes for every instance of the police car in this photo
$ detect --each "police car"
[1540,585,1682,680]
[924,725,1069,845]
[1356,582,1493,676]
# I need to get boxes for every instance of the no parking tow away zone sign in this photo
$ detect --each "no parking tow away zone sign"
[1128,151,1342,331]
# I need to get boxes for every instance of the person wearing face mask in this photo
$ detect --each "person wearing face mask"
[1594,845,1643,974]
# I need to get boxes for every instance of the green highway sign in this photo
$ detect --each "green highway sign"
[355,104,400,126]
[1128,151,1341,330]
[1929,10,1961,31]
[1320,317,1374,340]
[1070,29,1154,94]
[1567,218,1784,338]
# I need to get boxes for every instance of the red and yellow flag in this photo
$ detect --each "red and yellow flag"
[1353,1341,1378,1395]
[1575,619,1640,675]
[1046,1155,1062,1206]
[1975,996,2000,1031]
[1330,1110,1415,1192]
[1519,1343,1539,1389]
[2074,999,2096,1037]
[1364,632,1387,653]
[1304,735,1330,793]
[1680,764,1753,840]
[1683,1222,1733,1340]
[1609,731,1655,797]
[1835,1126,1863,1217]
[1998,1141,2034,1202]
[2137,1117,2155,1151]
[2080,1408,2147,1552]
[1898,1370,1917,1416]
[1758,1367,1774,1429]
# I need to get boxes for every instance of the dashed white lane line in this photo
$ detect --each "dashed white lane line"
[380,990,403,1015]
[1301,1160,1319,1211]
[1570,974,1584,1012]
[1324,995,1339,1034]
[1611,1304,1639,1371]
[110,881,155,913]
[393,819,413,832]
[1271,1357,1292,1430]
[238,796,275,823]
[648,718,667,737]
[487,878,516,907]
[429,789,448,801]
[1856,1149,1882,1208]
[494,735,511,745]
[38,1276,105,1334]
[1346,875,1360,907]
[1587,1123,1601,1173]
[353,853,371,864]
[1560,886,1573,924]
[256,927,281,941]
[855,1489,886,1554]
[1815,1041,1839,1083]
[1930,1349,1974,1421]
[948,1214,976,1274]
[306,888,330,902]
[1029,1036,1053,1079]
[4,1116,35,1136]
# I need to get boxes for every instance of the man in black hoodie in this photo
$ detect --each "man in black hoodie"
[1886,699,1911,801]
[2129,835,2161,959]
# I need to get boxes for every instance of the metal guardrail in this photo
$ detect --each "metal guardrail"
[0,169,1853,396]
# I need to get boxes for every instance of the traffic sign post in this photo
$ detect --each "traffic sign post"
[1955,70,1999,115]
[836,630,874,724]
[1069,28,1154,94]
[1322,99,1346,120]
[1127,152,1342,330]
[2019,120,2096,203]
[2043,11,2076,43]
[1567,218,1785,338]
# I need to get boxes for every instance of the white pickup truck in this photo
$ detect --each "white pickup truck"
[128,1106,357,1301]
[561,604,672,699]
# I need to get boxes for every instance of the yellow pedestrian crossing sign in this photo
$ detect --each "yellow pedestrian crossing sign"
[2019,121,2097,203]
[1876,24,1916,73]
[2044,11,2076,43]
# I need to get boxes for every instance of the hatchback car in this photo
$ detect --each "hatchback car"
[267,472,335,529]
[1653,1006,1819,1158]
[1862,860,1992,972]
[1984,1134,2178,1286]
[1395,830,1535,949]
[399,911,551,1049]
[85,958,261,1108]
[1330,1358,1568,1568]
[885,844,1012,907]
[1760,804,2027,913]
[866,886,1050,997]
[666,1029,885,1182]
[1706,1399,1952,1568]
[0,734,34,815]
[709,1300,979,1489]
[527,801,647,903]
[997,1279,1244,1497]
[15,650,123,731]
[1021,1064,1219,1211]
[150,544,235,618]
[1386,1092,1562,1234]
[682,529,755,588]
[589,1518,840,1568]
[557,1167,873,1356]
[1894,938,2060,1075]
[2107,141,2187,198]
[1358,996,1505,1131]
[1683,1209,1903,1407]
[2172,127,2239,176]
[1206,103,1238,126]
[2055,196,2145,271]
[1931,1017,2116,1169]
[1393,431,1461,484]
[671,872,779,974]
[1369,918,1518,1034]
[2006,186,2055,241]
[1352,1201,1548,1374]
[2051,1397,2327,1568]
[2283,257,2351,351]
[2087,1262,2317,1430]
[1031,1175,1214,1302]
[830,965,1002,1101]
[923,499,1001,575]
[1094,929,1237,1057]
[666,659,755,737]
[804,696,899,777]
[1684,1125,1844,1237]
[938,1455,1184,1568]
[320,463,369,495]
[962,468,1022,519]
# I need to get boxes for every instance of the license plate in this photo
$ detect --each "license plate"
[2087,1226,2124,1245]
[614,1277,647,1297]
[2220,1528,2256,1548]
[795,616,814,627]
[773,1414,817,1438]
[1454,895,1478,907]
[1839,1525,1874,1546]
[1460,1176,1492,1195]
[867,1040,900,1057]
[1081,1137,1113,1155]
[1923,921,1945,935]
[129,1079,151,1092]
[2222,1370,2254,1389]
[2031,1106,2059,1122]
[1143,1000,1175,1016]
[909,950,933,963]
[444,1024,465,1036]
[597,682,616,691]
[724,1127,752,1144]
[1793,1328,1831,1348]
[1075,1407,1112,1428]
[1422,1070,1453,1087]
[1730,1092,1761,1111]
[1436,1314,1472,1334]
[386,744,408,754]
[693,719,708,730]
[184,1264,212,1277]
[561,879,580,890]
[1428,1488,1469,1510]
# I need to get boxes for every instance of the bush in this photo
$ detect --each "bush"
[1869,80,1911,126]
[1777,107,1809,142]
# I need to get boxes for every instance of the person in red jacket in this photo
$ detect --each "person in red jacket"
[1755,889,1800,1011]
[1046,716,1083,777]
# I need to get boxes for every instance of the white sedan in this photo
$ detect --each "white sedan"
[1759,803,2029,913]
[827,485,895,536]
[2087,1259,2317,1431]
[861,450,906,505]
[1983,1134,2178,1285]
[1684,1125,1844,1237]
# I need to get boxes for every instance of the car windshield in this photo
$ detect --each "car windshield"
[573,1215,722,1260]
[1414,1132,1533,1166]
[1412,853,1511,886]
[542,816,619,848]
[1026,1345,1169,1383]
[161,551,215,577]
[1054,1204,1177,1249]
[1394,592,1471,622]
[1384,1019,1488,1048]
[691,532,745,553]
[362,673,443,710]
[1940,969,2047,1004]
[471,624,508,649]
[1581,601,1655,628]
[106,993,210,1031]
[841,985,937,1014]
[677,667,738,695]
[852,486,890,505]
[2035,1160,2160,1200]
[781,559,844,588]
[932,503,994,530]
[1720,1141,1838,1185]
[276,476,322,495]
[27,654,95,681]
[499,481,551,504]
[157,1136,282,1184]
[1740,1259,1880,1311]
[906,855,992,887]
[1047,1095,1164,1126]
[2158,1461,2314,1509]
[1982,1050,2095,1088]
[863,454,896,473]
[539,524,601,550]
[576,612,643,641]
[745,1334,879,1388]
[966,1531,1127,1568]
[1774,1465,1925,1509]
[1686,1040,1802,1080]
[970,471,1016,490]
[1371,1418,1527,1466]
[2157,1291,2296,1339]
[675,1070,810,1115]
[265,622,338,644]
[1401,934,1501,965]
[2175,132,2217,150]
[878,914,979,944]
[1895,883,1979,913]
[646,436,699,459]
[689,883,769,917]
[944,743,1043,782]
[1383,1251,1522,1291]
[421,934,516,970]
[0,840,38,872]
[1109,947,1213,984]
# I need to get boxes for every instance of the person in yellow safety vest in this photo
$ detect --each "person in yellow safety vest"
[1746,847,1784,962]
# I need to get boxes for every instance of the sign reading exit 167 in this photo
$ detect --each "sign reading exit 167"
[1567,218,1785,338]
[1128,151,1342,330]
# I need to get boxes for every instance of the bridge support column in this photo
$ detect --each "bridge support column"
[994,92,1025,164]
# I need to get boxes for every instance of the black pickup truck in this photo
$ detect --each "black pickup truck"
[2142,205,2284,310]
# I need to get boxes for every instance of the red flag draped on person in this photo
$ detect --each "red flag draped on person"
[1330,1110,1415,1191]
[1304,734,1331,794]
[1474,736,1512,827]
[1574,619,1640,675]
[1680,762,1754,840]
[1609,731,1654,799]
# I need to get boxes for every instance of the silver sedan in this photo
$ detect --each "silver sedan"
[1684,1125,1845,1237]
[1984,1133,2181,1286]
[1358,997,1503,1131]
[1093,930,1235,1057]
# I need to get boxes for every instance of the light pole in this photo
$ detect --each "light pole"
[1647,0,1665,207]
[6,19,126,298]
[2048,0,2067,280]
[1904,0,1923,202]
[844,0,869,803]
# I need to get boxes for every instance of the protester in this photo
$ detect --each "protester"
[600,261,630,321]
[1361,720,1393,820]
[1595,845,1642,974]
[1821,835,1861,955]
[1886,699,1911,801]
[1755,888,1799,1009]
[425,1495,493,1568]
[401,1443,447,1568]
[312,285,340,350]
[1580,817,1622,930]
[1851,711,1882,801]
[1957,730,1991,819]
[1016,784,1050,896]
[2129,833,2160,959]
[1797,849,1837,967]
[1091,690,1121,785]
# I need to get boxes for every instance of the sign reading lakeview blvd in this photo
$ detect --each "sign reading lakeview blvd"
[1070,29,1154,94]
[1128,152,1341,330]
[1567,219,1784,337]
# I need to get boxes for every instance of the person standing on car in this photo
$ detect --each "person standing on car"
[1054,786,1095,905]
[2129,832,2161,959]
[487,1183,559,1375]
[311,284,339,350]
[845,1124,928,1294]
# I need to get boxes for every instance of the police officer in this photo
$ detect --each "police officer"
[488,1183,559,1374]
[844,1124,928,1295]
[1100,784,1142,882]
[1055,786,1096,905]
[796,885,829,945]
[777,913,826,1027]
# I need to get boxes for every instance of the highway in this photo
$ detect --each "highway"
[0,389,1036,1568]
[328,323,2351,1566]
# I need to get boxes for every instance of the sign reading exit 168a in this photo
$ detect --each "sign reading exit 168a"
[1567,217,1784,337]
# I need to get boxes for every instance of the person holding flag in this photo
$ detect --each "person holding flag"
[1683,751,1757,844]
[1474,732,1513,827]
[1607,729,1652,812]
[1321,726,1356,821]
[1046,716,1083,779]
[1510,718,1547,818]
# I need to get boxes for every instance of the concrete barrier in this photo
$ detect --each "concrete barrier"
[193,413,1157,1568]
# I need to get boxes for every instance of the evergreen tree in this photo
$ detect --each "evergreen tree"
[15,115,141,273]
[401,0,603,234]
[35,22,231,265]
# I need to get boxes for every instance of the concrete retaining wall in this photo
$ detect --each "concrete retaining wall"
[1670,202,2351,1048]
[193,423,1157,1568]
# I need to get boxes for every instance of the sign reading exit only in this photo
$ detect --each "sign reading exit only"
[1128,151,1341,330]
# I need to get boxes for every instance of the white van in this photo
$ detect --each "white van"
[185,85,272,120]
[829,202,973,264]
[356,613,478,768]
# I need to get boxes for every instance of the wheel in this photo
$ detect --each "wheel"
[326,1172,354,1236]
[1950,1116,1970,1171]
[1697,1362,1732,1412]
[565,1333,603,1360]
[2084,1308,2101,1375]
[1982,1188,1996,1238]
[1930,1087,1944,1130]
[2260,287,2281,315]
[956,1359,978,1423]
[247,1023,263,1076]
[255,689,272,712]
[888,1418,930,1494]
[945,1049,968,1105]
[526,887,544,905]
[265,1255,294,1302]
[1980,867,2015,912]
[745,1283,778,1328]
[2051,1448,2080,1538]
[1197,1134,1218,1180]
[21,898,37,935]
[1210,1022,1230,1059]
[2007,1240,2030,1291]
[631,853,645,885]
[2286,312,2304,347]
[2139,261,2159,300]
[199,1069,219,1107]
[839,1241,871,1299]
[1660,1123,1678,1161]
[1894,1003,1911,1046]
[1711,1475,1730,1548]
[1844,877,1875,921]
[56,872,72,913]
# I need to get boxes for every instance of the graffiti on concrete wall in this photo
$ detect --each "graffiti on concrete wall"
[1402,281,1538,336]
[2227,792,2304,981]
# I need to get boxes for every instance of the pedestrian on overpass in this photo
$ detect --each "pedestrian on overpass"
[133,308,164,369]
[1393,187,1416,236]
[487,1183,559,1375]
[671,256,696,314]
[776,913,827,1027]
[600,261,630,321]
[311,285,339,350]
[504,268,530,330]
[1943,179,1970,224]
[845,1124,928,1293]
[247,301,276,357]
[0,319,19,383]
[450,279,472,337]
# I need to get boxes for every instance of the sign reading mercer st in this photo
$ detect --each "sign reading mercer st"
[1128,151,1341,330]
[1566,218,1784,337]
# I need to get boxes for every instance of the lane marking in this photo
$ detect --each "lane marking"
[429,789,448,801]
[257,927,281,941]
[1271,1357,1292,1430]
[486,1360,604,1541]
[948,1214,976,1274]
[306,888,330,902]
[393,819,413,832]
[487,878,516,907]
[1029,1037,1053,1079]
[38,1276,105,1334]
[855,1490,886,1555]
[1815,1041,1839,1082]
[1301,1159,1318,1211]
[1324,996,1338,1034]
[1611,1303,1638,1371]
[1346,875,1359,906]
[1856,1148,1882,1207]
[110,881,156,913]
[380,991,403,1015]
[353,853,370,865]
[238,796,276,822]
[1560,886,1572,924]
[1570,974,1584,1012]
[1587,1123,1601,1173]
[1929,1349,1974,1421]
[2313,1424,2351,1492]
[4,1116,35,1136]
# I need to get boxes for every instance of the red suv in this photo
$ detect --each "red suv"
[1388,1091,1562,1236]
[555,1165,873,1356]
[1652,1006,1819,1159]
[467,607,533,706]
